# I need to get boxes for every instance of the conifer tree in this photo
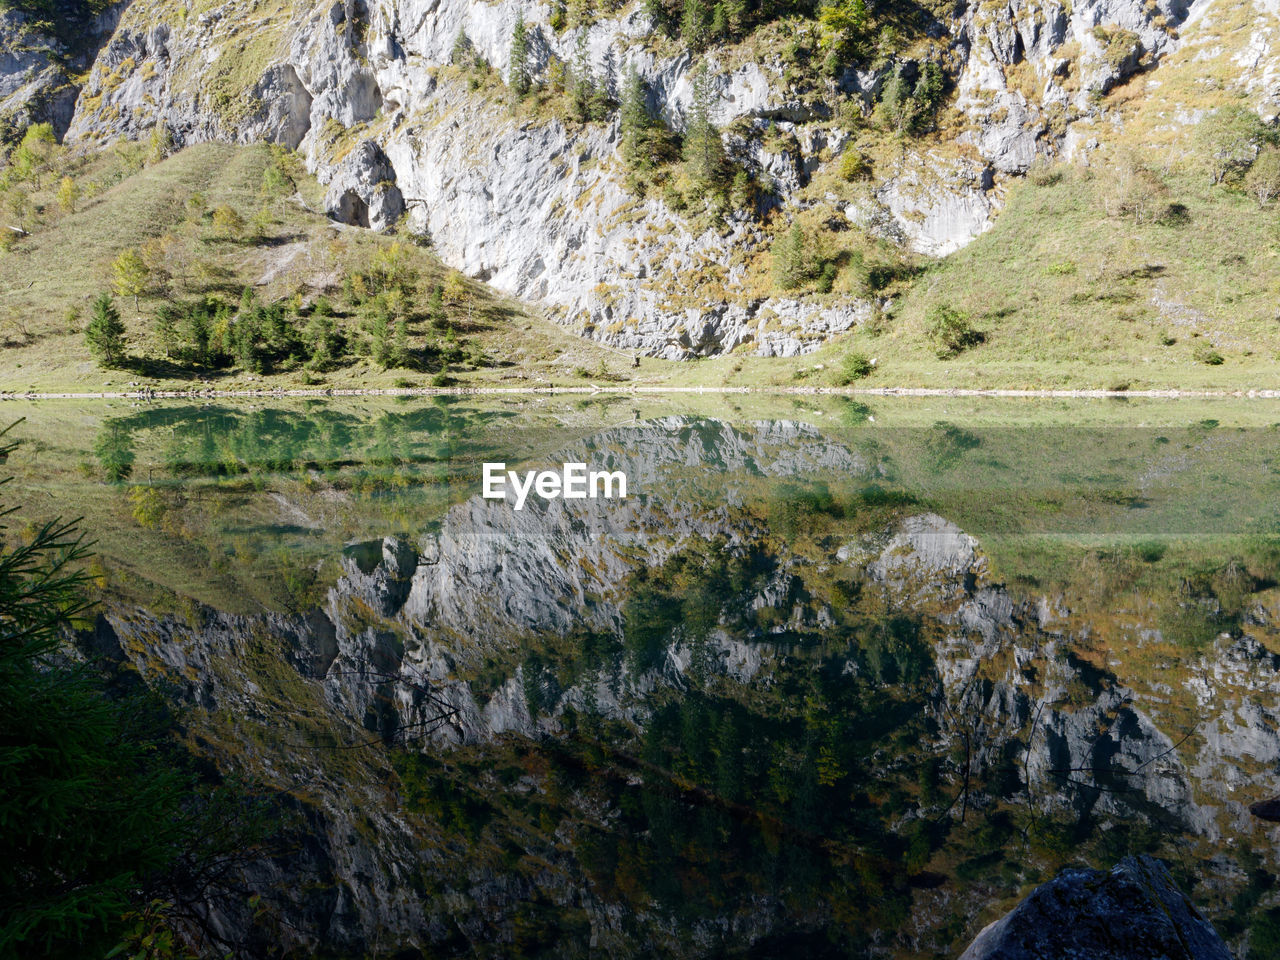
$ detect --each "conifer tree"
[571,28,597,121]
[85,293,127,367]
[392,317,410,368]
[681,0,711,48]
[620,66,654,169]
[509,10,531,96]
[723,0,747,35]
[682,63,723,194]
[772,221,813,290]
[451,27,474,66]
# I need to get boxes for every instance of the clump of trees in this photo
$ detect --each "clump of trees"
[771,219,841,293]
[876,61,945,137]
[126,241,488,377]
[619,66,680,186]
[644,0,761,49]
[618,60,757,217]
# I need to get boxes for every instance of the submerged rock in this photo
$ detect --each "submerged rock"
[958,855,1234,960]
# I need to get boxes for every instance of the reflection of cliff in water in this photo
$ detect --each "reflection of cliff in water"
[65,413,1280,957]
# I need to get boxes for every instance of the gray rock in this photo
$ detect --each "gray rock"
[0,12,77,135]
[324,140,404,230]
[959,855,1235,960]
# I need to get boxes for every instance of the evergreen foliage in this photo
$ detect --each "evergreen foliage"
[451,28,475,66]
[772,221,814,290]
[682,63,725,195]
[0,425,283,958]
[84,293,126,367]
[619,67,678,181]
[508,10,531,97]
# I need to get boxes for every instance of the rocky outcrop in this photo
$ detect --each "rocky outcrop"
[0,8,123,137]
[324,139,404,229]
[0,12,74,135]
[958,855,1234,960]
[951,0,1200,176]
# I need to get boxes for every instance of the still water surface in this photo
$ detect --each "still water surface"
[8,396,1280,957]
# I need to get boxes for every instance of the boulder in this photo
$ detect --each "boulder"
[958,855,1234,960]
[323,139,404,230]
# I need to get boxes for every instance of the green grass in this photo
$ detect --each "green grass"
[5,136,1280,395]
[0,142,633,393]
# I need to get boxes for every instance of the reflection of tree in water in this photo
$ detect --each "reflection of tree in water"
[93,422,135,482]
[925,422,982,471]
[90,401,504,483]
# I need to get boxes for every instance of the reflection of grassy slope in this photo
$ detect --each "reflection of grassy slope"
[7,396,1280,613]
[4,398,677,612]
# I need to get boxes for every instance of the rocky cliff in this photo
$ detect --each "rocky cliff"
[6,0,1279,357]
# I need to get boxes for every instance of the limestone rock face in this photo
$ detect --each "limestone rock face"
[324,139,404,229]
[35,0,1280,356]
[0,9,120,136]
[958,855,1235,960]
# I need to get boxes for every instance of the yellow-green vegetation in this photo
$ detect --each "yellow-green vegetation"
[5,123,1280,393]
[0,141,630,392]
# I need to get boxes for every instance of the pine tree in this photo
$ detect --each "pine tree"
[682,63,723,194]
[710,1,727,39]
[772,221,812,290]
[391,317,410,368]
[451,27,474,65]
[723,0,747,36]
[620,66,654,170]
[509,10,531,97]
[85,293,127,367]
[681,0,711,48]
[571,29,597,121]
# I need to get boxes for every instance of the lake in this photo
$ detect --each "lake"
[5,395,1280,958]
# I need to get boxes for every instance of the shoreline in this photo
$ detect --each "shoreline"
[4,385,1280,401]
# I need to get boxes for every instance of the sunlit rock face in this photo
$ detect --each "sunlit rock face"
[30,0,1262,356]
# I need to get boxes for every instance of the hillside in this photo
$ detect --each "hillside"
[4,0,1280,390]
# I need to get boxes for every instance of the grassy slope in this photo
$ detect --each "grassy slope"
[4,138,1279,394]
[7,0,1280,399]
[0,142,634,392]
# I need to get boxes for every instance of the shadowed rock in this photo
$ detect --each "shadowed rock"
[958,855,1233,960]
[1251,795,1280,822]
